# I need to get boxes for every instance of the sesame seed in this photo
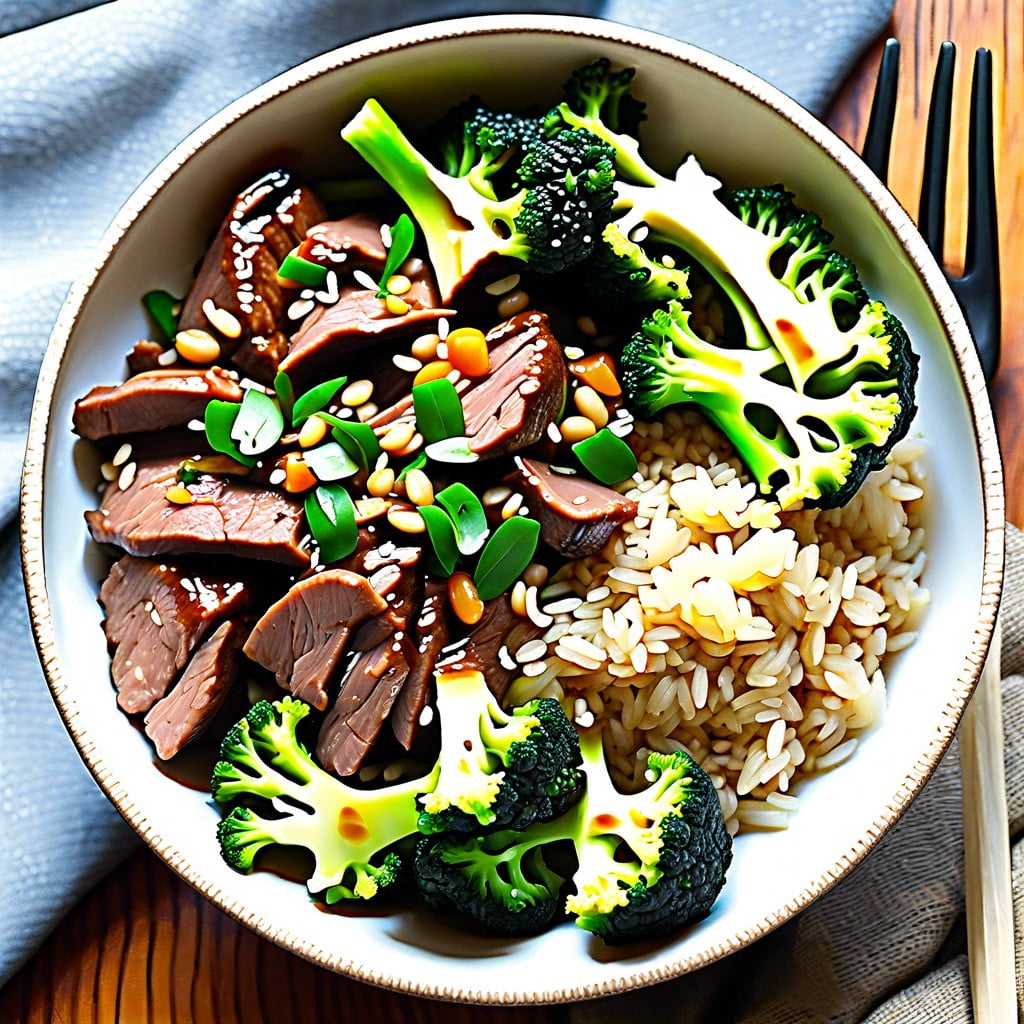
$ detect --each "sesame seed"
[392,353,422,373]
[112,442,132,467]
[484,273,521,296]
[352,269,378,292]
[156,348,179,366]
[117,462,137,490]
[564,345,585,360]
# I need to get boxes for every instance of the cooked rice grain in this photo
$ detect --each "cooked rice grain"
[505,411,930,834]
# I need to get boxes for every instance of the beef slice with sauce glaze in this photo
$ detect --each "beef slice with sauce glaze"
[391,579,450,751]
[143,617,249,760]
[86,454,309,566]
[316,556,423,775]
[369,310,566,460]
[177,169,326,382]
[98,555,252,715]
[508,456,639,559]
[73,368,242,440]
[243,569,388,711]
[279,277,450,394]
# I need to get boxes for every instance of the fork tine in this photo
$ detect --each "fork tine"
[919,41,957,259]
[862,38,900,183]
[961,47,1001,380]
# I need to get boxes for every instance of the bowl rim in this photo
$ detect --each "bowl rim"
[18,11,1005,1004]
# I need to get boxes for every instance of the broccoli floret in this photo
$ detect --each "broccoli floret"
[550,59,917,507]
[430,98,543,188]
[414,725,732,943]
[414,816,572,936]
[416,669,583,835]
[212,697,437,901]
[592,220,692,303]
[621,299,913,507]
[340,99,615,302]
[565,729,731,944]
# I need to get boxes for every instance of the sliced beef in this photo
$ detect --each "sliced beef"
[143,617,249,759]
[86,454,309,566]
[177,169,326,382]
[73,368,242,440]
[98,555,252,715]
[392,580,449,750]
[243,569,387,710]
[369,310,566,460]
[296,213,389,269]
[508,457,639,559]
[126,339,165,375]
[316,635,413,777]
[278,276,448,393]
[437,593,544,703]
[316,559,423,775]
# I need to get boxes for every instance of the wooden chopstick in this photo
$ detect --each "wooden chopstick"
[959,615,1017,1022]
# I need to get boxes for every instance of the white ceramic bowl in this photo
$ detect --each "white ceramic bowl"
[21,14,1003,1005]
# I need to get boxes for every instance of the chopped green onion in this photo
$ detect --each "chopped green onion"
[572,428,639,485]
[278,252,329,288]
[418,503,460,576]
[423,435,479,464]
[302,441,359,482]
[316,412,381,471]
[142,289,181,345]
[304,483,359,564]
[376,213,416,298]
[396,451,428,483]
[204,400,255,467]
[274,369,295,421]
[435,482,489,556]
[291,376,348,426]
[473,517,541,601]
[412,378,464,443]
[230,388,284,456]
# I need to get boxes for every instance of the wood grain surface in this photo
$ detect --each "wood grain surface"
[3,1,1021,1020]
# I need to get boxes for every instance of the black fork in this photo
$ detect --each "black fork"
[862,39,1001,382]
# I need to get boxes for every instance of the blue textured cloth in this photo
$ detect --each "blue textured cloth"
[0,0,892,987]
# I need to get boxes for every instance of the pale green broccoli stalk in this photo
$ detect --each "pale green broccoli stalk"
[340,98,615,303]
[212,697,437,902]
[417,668,583,835]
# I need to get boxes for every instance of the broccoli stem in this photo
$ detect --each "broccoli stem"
[420,669,538,826]
[341,100,526,301]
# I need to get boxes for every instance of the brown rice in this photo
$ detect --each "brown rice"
[506,408,930,836]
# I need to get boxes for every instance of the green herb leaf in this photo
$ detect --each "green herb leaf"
[278,252,329,288]
[303,441,359,481]
[473,516,541,601]
[141,289,181,345]
[423,435,479,463]
[435,482,489,556]
[231,388,284,456]
[418,503,460,576]
[375,213,416,298]
[291,376,349,426]
[316,412,381,471]
[274,369,295,421]
[412,378,464,443]
[304,483,359,564]
[572,428,639,485]
[204,400,256,467]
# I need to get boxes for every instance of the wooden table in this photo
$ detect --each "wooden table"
[3,2,1021,1021]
